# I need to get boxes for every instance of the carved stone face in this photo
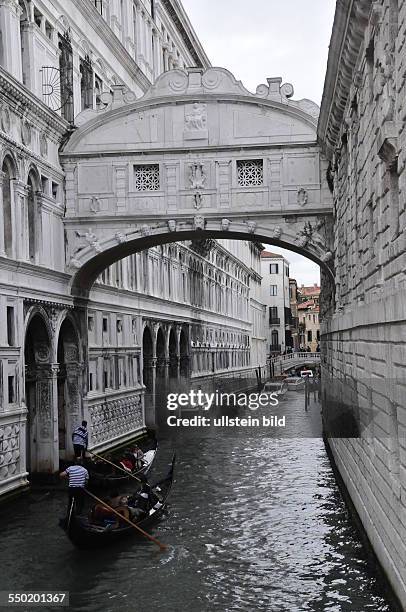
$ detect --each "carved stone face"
[273,226,282,239]
[194,215,205,230]
[221,218,230,231]
[168,219,176,232]
[247,221,256,234]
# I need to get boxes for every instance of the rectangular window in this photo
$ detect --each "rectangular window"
[133,164,160,191]
[286,267,289,277]
[58,32,74,122]
[269,263,279,274]
[7,306,15,346]
[270,285,277,296]
[102,317,108,332]
[8,376,15,404]
[237,159,263,186]
[51,182,59,200]
[45,21,53,39]
[307,330,312,342]
[89,373,94,391]
[317,330,320,341]
[95,73,103,109]
[41,176,49,194]
[269,306,279,325]
[87,316,94,332]
[80,55,94,110]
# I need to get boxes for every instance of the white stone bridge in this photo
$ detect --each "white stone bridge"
[270,352,321,375]
[60,67,334,298]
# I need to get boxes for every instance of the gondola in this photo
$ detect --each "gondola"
[86,438,158,489]
[60,453,176,548]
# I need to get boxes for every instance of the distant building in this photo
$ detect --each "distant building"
[260,251,295,356]
[297,284,321,351]
[289,279,300,350]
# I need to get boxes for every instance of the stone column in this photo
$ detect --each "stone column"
[0,0,23,80]
[0,171,5,256]
[35,363,59,473]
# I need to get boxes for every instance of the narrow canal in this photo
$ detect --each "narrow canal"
[0,391,394,612]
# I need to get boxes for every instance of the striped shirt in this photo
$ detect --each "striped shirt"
[65,465,89,488]
[72,426,88,448]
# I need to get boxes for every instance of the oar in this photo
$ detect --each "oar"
[83,489,167,551]
[86,449,143,484]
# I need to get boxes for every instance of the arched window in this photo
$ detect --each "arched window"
[27,169,40,263]
[2,156,15,257]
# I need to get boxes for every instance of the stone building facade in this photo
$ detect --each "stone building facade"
[0,0,266,495]
[318,0,406,606]
[260,250,293,356]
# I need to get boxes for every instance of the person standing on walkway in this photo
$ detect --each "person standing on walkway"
[72,420,89,459]
[60,457,89,515]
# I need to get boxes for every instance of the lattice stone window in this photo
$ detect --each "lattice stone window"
[134,164,160,191]
[237,159,263,186]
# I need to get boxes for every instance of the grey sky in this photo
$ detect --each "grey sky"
[182,0,336,103]
[182,0,334,284]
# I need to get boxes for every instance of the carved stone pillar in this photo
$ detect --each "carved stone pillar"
[13,180,29,261]
[0,171,5,256]
[34,363,59,473]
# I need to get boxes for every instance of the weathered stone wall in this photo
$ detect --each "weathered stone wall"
[319,0,406,606]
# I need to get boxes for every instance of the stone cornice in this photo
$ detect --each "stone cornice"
[70,0,151,93]
[317,0,371,158]
[0,67,69,135]
[158,0,211,69]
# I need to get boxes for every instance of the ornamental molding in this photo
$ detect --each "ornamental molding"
[318,0,371,157]
[0,67,68,135]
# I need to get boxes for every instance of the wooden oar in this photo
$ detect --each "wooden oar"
[83,489,167,551]
[86,449,143,484]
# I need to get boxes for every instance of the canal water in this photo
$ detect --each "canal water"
[0,391,393,612]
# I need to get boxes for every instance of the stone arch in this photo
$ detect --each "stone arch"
[142,324,153,391]
[24,310,56,474]
[1,154,18,257]
[68,224,333,303]
[27,165,41,263]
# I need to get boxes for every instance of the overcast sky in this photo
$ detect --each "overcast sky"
[182,0,335,284]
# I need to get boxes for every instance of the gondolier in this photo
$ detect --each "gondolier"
[60,457,89,516]
[72,420,89,459]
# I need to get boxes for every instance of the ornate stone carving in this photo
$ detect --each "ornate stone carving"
[0,423,21,481]
[39,133,48,157]
[272,226,282,239]
[140,224,151,236]
[246,221,257,234]
[115,232,127,244]
[88,393,143,446]
[74,228,102,253]
[21,119,32,146]
[0,104,11,133]
[221,218,231,231]
[193,215,205,231]
[194,191,203,209]
[167,219,177,232]
[89,196,101,213]
[297,188,308,207]
[296,220,328,251]
[188,161,206,189]
[185,103,207,131]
